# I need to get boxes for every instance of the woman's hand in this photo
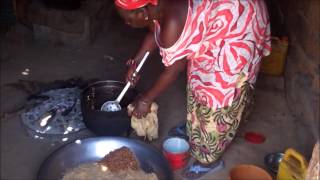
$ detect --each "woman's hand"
[128,60,186,119]
[129,95,152,119]
[125,59,140,87]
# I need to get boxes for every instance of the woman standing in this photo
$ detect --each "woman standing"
[115,0,270,177]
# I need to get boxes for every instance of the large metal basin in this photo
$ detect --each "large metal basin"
[38,137,173,180]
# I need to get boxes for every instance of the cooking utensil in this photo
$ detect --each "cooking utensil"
[37,137,173,180]
[264,152,284,174]
[101,51,150,112]
[81,80,138,136]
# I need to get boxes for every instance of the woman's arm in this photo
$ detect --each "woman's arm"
[130,16,186,118]
[142,16,187,101]
[131,59,186,118]
[126,30,157,86]
[143,59,186,102]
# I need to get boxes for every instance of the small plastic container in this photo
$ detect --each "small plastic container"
[162,137,190,170]
[260,36,289,76]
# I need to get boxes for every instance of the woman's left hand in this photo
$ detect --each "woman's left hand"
[130,96,152,119]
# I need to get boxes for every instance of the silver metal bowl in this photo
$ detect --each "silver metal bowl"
[264,152,284,174]
[38,137,173,180]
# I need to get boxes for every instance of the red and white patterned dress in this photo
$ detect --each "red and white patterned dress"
[154,0,271,164]
[155,0,270,109]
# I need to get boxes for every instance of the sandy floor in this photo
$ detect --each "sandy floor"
[0,19,315,180]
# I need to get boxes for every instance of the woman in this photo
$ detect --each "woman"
[115,0,270,177]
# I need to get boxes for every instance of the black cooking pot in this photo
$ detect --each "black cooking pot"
[81,81,138,136]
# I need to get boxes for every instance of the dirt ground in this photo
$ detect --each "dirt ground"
[0,19,316,180]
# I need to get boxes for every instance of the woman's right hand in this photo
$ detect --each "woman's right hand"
[125,59,140,87]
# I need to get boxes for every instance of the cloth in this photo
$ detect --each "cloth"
[186,75,253,164]
[115,0,158,10]
[127,103,159,141]
[154,0,271,109]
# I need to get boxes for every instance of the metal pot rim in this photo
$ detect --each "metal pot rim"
[82,80,126,91]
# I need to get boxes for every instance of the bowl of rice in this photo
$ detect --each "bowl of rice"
[38,137,173,180]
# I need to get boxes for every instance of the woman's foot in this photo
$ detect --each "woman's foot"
[182,159,224,179]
